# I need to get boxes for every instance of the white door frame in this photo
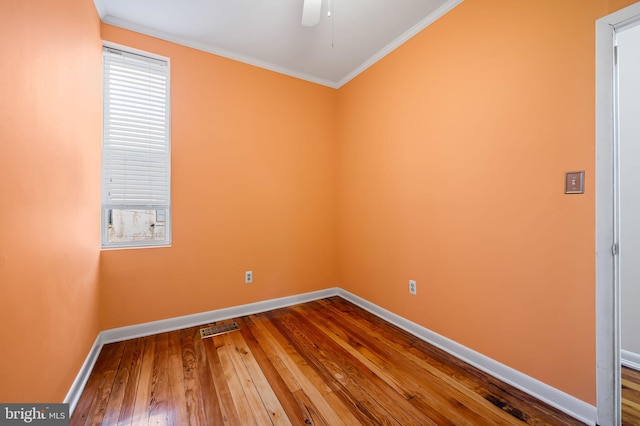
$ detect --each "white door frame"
[595,2,640,424]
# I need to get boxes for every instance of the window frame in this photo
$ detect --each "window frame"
[101,42,172,250]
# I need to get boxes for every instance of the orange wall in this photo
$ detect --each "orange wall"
[608,0,639,12]
[0,0,102,402]
[1,0,628,406]
[337,0,606,404]
[99,26,338,329]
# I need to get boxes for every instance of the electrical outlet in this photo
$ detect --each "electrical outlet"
[245,271,253,284]
[409,280,416,295]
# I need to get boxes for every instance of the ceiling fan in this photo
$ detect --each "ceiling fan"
[301,0,322,27]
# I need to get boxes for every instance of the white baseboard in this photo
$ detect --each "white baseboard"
[100,288,339,343]
[65,288,339,414]
[336,289,597,426]
[622,349,640,371]
[64,334,104,415]
[65,287,596,425]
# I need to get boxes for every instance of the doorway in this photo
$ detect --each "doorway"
[616,20,640,374]
[596,2,640,425]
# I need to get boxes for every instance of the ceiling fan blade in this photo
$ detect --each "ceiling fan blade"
[302,0,321,27]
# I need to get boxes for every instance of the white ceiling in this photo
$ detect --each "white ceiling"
[94,0,462,88]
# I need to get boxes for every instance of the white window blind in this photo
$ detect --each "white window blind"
[102,46,171,248]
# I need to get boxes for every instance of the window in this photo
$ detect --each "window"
[101,46,171,249]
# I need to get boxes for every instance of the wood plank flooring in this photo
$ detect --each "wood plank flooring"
[623,365,640,425]
[71,297,585,425]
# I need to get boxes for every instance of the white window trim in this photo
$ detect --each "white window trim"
[101,42,172,249]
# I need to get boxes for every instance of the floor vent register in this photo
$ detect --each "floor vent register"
[199,322,240,339]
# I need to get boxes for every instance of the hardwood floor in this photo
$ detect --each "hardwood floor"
[623,365,640,426]
[71,297,585,425]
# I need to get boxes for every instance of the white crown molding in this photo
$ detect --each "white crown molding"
[336,0,464,88]
[622,349,640,371]
[97,0,463,89]
[336,289,597,425]
[101,15,341,89]
[65,287,595,424]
